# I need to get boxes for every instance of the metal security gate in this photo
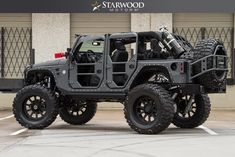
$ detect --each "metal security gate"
[173,27,235,84]
[0,27,34,91]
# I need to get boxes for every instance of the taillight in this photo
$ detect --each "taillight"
[180,62,185,73]
[54,52,65,59]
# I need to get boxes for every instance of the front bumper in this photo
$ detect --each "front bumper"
[0,78,24,92]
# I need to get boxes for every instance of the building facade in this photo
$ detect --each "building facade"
[0,13,234,109]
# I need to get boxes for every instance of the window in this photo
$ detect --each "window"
[74,39,104,63]
[109,36,137,87]
[79,40,104,53]
[74,38,104,87]
[109,37,137,62]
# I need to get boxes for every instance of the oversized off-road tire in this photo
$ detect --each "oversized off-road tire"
[173,94,211,128]
[13,85,58,129]
[193,38,227,89]
[124,84,175,134]
[59,100,97,125]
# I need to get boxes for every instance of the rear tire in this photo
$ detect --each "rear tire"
[59,100,97,125]
[124,84,175,134]
[13,85,58,129]
[193,39,227,90]
[173,94,211,128]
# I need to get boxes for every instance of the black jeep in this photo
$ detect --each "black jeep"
[13,28,227,134]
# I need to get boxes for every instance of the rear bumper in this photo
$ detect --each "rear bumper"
[170,83,226,95]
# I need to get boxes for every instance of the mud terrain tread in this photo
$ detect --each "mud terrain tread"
[59,102,97,125]
[13,84,58,129]
[124,84,175,134]
[193,38,226,89]
[173,94,211,128]
[180,38,226,89]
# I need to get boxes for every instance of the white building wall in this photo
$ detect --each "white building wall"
[150,13,172,32]
[131,13,151,31]
[131,13,172,32]
[32,13,70,63]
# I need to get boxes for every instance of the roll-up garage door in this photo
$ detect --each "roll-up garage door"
[70,13,131,45]
[173,13,233,28]
[0,13,31,27]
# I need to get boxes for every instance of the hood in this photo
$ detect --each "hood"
[32,59,66,68]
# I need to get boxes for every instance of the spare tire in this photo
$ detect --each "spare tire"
[193,38,227,90]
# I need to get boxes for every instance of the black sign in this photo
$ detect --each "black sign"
[0,0,234,13]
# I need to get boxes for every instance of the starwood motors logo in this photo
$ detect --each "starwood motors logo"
[91,0,145,12]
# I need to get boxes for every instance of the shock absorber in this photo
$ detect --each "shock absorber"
[159,27,185,58]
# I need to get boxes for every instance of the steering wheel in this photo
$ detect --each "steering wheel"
[86,50,96,63]
[87,50,95,55]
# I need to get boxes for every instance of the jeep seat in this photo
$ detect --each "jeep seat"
[146,39,161,59]
[137,42,145,60]
[111,41,128,62]
[111,41,128,86]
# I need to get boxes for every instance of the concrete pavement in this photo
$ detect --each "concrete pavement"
[0,110,235,157]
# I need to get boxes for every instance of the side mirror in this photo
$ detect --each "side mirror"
[67,48,72,52]
[66,48,73,60]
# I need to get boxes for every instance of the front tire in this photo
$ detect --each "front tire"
[13,85,58,129]
[173,94,211,128]
[124,84,175,134]
[59,100,97,125]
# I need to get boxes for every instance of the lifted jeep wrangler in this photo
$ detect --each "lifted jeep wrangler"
[13,27,228,134]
